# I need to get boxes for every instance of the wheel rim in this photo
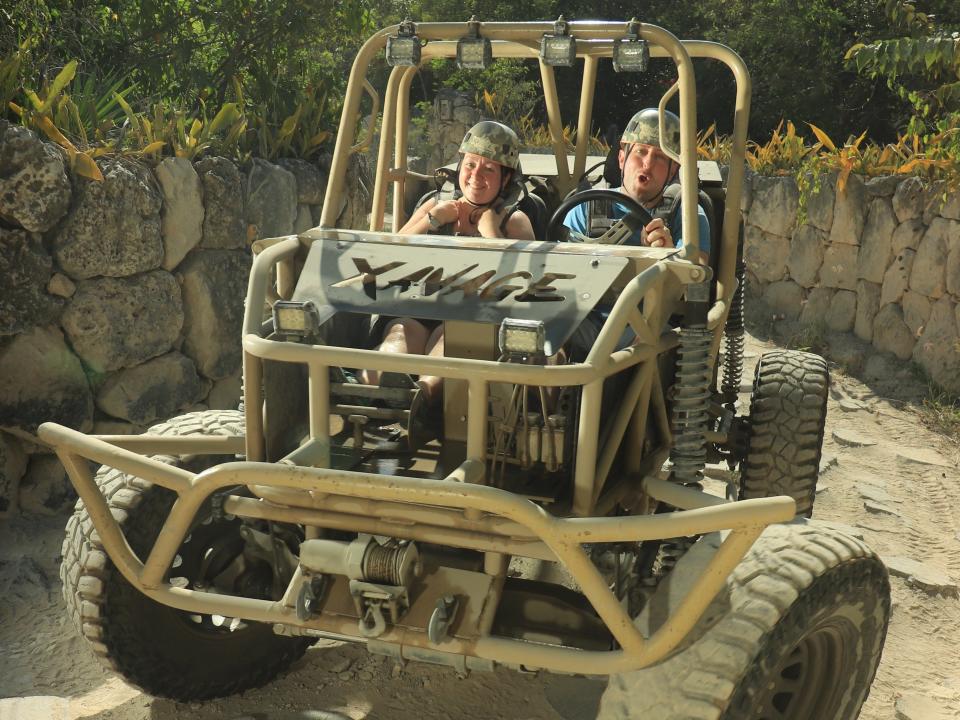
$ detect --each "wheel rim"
[166,518,270,636]
[753,618,858,719]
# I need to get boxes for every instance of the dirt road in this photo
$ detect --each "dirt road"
[2,331,958,720]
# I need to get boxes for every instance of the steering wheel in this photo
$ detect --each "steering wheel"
[546,188,655,243]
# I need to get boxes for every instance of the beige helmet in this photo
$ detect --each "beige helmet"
[621,108,681,156]
[459,121,521,169]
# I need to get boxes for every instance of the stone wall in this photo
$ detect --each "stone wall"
[0,120,368,516]
[744,171,960,394]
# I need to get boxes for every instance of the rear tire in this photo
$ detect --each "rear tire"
[598,522,890,720]
[739,350,829,517]
[60,410,312,701]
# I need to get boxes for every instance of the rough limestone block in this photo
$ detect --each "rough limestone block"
[277,158,326,205]
[940,190,960,220]
[245,158,297,241]
[901,291,932,337]
[0,326,93,434]
[155,157,204,270]
[820,243,859,291]
[912,297,960,395]
[0,228,63,336]
[96,352,208,425]
[762,280,804,320]
[854,280,881,342]
[805,172,836,232]
[892,176,926,223]
[799,287,833,327]
[744,224,790,283]
[909,223,948,299]
[940,219,960,296]
[18,454,77,515]
[195,156,246,250]
[178,249,250,379]
[880,248,916,306]
[922,181,951,225]
[294,203,315,233]
[873,304,916,360]
[337,153,373,230]
[826,289,857,332]
[787,224,825,288]
[61,270,183,372]
[828,173,867,245]
[857,197,897,283]
[891,216,926,253]
[0,121,71,232]
[747,175,799,238]
[52,157,163,280]
[207,371,242,410]
[865,175,901,197]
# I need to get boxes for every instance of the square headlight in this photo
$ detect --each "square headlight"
[540,35,576,67]
[499,318,546,359]
[387,34,421,67]
[272,300,320,339]
[613,37,649,73]
[457,36,492,70]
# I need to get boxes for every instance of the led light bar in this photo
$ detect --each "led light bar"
[540,17,576,67]
[272,300,321,339]
[613,19,649,73]
[457,17,492,70]
[499,318,546,359]
[386,19,421,67]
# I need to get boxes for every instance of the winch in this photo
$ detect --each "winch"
[297,535,421,637]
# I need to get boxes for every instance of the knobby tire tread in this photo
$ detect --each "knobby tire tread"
[60,410,311,701]
[740,350,829,517]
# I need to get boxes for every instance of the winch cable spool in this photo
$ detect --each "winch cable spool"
[362,540,412,586]
[298,536,419,586]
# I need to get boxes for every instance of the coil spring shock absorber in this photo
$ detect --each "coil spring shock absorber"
[669,280,712,487]
[654,280,712,579]
[720,237,746,411]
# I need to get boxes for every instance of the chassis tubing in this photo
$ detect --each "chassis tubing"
[40,421,794,675]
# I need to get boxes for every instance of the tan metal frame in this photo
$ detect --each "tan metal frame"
[39,21,780,676]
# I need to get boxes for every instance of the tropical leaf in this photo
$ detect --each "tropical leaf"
[808,123,837,152]
[42,60,78,113]
[34,115,77,151]
[139,140,166,154]
[72,151,104,181]
[207,103,241,135]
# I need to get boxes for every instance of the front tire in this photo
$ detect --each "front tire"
[739,350,829,517]
[60,411,312,701]
[599,522,890,720]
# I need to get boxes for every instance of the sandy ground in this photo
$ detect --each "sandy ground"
[2,330,959,720]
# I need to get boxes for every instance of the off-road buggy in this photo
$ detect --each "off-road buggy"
[44,19,890,719]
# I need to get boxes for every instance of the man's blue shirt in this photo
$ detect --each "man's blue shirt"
[562,188,711,255]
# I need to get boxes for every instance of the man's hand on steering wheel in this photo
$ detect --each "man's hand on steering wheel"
[642,216,673,248]
[546,188,657,244]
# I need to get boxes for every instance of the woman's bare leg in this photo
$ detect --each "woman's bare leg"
[360,318,429,385]
[416,325,445,402]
